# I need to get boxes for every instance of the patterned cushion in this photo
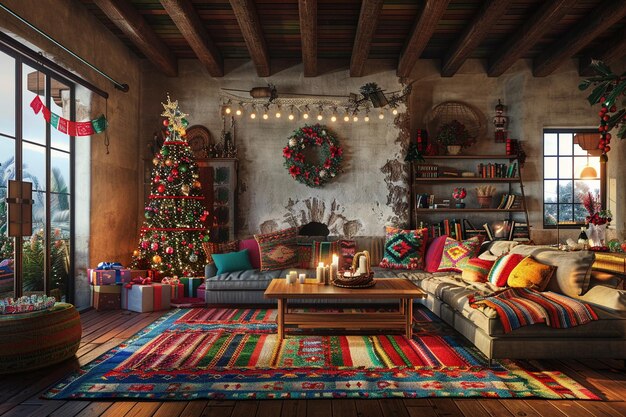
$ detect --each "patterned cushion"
[487,253,525,287]
[313,241,338,266]
[437,236,484,273]
[424,235,448,272]
[338,239,357,269]
[254,228,299,271]
[379,226,428,270]
[461,258,495,283]
[507,256,557,291]
[296,243,314,269]
[201,241,239,265]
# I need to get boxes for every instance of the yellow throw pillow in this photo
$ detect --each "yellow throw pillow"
[507,256,557,291]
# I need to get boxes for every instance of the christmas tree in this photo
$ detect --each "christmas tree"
[131,96,209,276]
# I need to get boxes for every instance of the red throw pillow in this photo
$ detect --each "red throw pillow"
[424,235,448,272]
[238,239,261,269]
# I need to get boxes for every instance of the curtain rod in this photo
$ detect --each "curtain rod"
[0,3,129,96]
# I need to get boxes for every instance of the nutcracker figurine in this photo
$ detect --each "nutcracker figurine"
[493,99,508,143]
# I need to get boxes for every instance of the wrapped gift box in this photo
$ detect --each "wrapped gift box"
[122,283,171,313]
[89,268,131,285]
[130,270,153,280]
[160,277,184,300]
[180,277,204,298]
[197,283,206,300]
[91,285,122,310]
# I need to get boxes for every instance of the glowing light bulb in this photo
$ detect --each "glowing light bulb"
[303,112,309,119]
[392,108,398,115]
[263,112,269,120]
[275,111,281,118]
[250,112,256,119]
[343,115,350,122]
[364,115,370,122]
[379,112,384,120]
[224,106,231,114]
[353,115,358,122]
[288,113,295,120]
[317,114,323,121]
[331,115,337,122]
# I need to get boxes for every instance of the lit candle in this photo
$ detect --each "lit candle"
[288,270,297,284]
[316,262,325,284]
[331,254,339,282]
[298,273,306,284]
[324,265,331,285]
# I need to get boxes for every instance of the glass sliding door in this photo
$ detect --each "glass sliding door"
[0,45,74,302]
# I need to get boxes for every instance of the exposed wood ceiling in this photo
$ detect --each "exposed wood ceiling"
[79,0,626,78]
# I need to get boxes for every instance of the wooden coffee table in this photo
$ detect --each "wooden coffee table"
[264,278,426,339]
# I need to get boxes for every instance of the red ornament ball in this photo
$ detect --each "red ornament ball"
[141,241,149,249]
[171,168,179,176]
[167,175,174,182]
[163,119,169,127]
[151,242,159,251]
[157,184,166,193]
[165,246,174,254]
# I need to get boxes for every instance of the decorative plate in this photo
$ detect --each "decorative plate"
[186,125,211,158]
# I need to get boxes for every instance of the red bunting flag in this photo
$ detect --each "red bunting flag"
[29,95,107,137]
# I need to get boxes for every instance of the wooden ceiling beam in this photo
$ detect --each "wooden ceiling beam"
[579,26,626,76]
[229,0,271,77]
[397,0,450,78]
[160,0,223,77]
[533,1,626,77]
[92,0,177,76]
[441,0,512,77]
[298,0,317,77]
[350,0,384,77]
[488,0,574,77]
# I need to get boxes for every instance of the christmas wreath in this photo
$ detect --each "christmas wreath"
[283,124,343,187]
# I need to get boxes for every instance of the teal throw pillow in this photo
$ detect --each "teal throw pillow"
[212,249,253,274]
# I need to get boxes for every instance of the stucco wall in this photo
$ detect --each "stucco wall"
[1,0,143,308]
[140,60,408,238]
[408,59,626,244]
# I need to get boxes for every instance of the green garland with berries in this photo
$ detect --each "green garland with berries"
[578,60,626,155]
[283,124,343,187]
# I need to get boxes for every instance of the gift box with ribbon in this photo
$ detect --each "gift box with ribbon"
[89,262,131,285]
[121,278,171,313]
[179,277,204,298]
[130,270,153,280]
[91,285,122,311]
[161,277,184,300]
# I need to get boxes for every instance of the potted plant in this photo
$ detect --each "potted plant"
[435,120,472,155]
[476,185,496,208]
[452,187,467,208]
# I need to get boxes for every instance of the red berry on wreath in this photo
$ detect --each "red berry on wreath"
[605,146,611,152]
[603,115,610,122]
[600,96,606,103]
[163,119,169,126]
[610,105,617,112]
[606,133,612,141]
[600,106,608,113]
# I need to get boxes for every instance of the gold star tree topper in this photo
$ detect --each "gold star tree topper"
[160,94,188,130]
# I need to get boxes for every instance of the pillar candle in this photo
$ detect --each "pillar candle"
[324,265,330,285]
[298,273,306,284]
[331,254,339,282]
[316,262,325,284]
[288,270,297,284]
[358,256,367,275]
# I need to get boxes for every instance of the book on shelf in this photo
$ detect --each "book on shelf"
[495,193,521,209]
[476,161,518,178]
[415,164,439,178]
[482,223,495,241]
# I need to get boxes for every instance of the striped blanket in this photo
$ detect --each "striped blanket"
[469,288,598,333]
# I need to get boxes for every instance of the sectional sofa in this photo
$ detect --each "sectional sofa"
[203,236,626,363]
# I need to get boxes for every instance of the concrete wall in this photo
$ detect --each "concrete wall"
[140,60,408,238]
[408,59,626,244]
[1,0,143,308]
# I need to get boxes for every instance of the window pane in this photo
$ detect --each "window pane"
[544,204,557,225]
[558,157,573,178]
[23,191,46,295]
[544,133,558,155]
[574,157,593,178]
[558,180,573,203]
[574,203,587,223]
[51,150,70,194]
[559,133,573,155]
[544,180,557,202]
[0,136,15,182]
[544,157,558,178]
[0,52,15,137]
[575,179,600,197]
[573,141,588,156]
[22,65,46,145]
[23,142,46,191]
[50,78,70,151]
[51,218,70,302]
[559,205,573,223]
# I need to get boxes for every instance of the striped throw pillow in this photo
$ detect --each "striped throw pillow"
[461,258,495,283]
[487,253,525,287]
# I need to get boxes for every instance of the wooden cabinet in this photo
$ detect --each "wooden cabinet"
[196,158,237,243]
[410,155,530,241]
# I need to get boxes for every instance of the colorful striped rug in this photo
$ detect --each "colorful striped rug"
[43,306,599,400]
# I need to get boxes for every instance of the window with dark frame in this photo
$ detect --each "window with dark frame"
[543,128,602,228]
[0,43,74,301]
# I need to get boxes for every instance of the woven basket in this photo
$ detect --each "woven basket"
[332,271,375,288]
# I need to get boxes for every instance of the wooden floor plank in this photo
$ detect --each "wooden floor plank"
[280,399,307,417]
[524,400,568,417]
[545,402,598,417]
[476,400,515,416]
[355,399,384,417]
[500,400,545,417]
[201,404,233,417]
[230,401,258,417]
[429,399,464,417]
[576,400,626,417]
[406,406,438,417]
[49,401,92,417]
[307,400,331,417]
[179,401,208,417]
[255,400,282,417]
[100,402,137,417]
[123,402,162,417]
[379,399,410,417]
[454,399,490,417]
[331,399,357,417]
[151,402,188,417]
[73,401,113,417]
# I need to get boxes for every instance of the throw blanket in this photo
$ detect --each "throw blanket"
[469,288,598,333]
